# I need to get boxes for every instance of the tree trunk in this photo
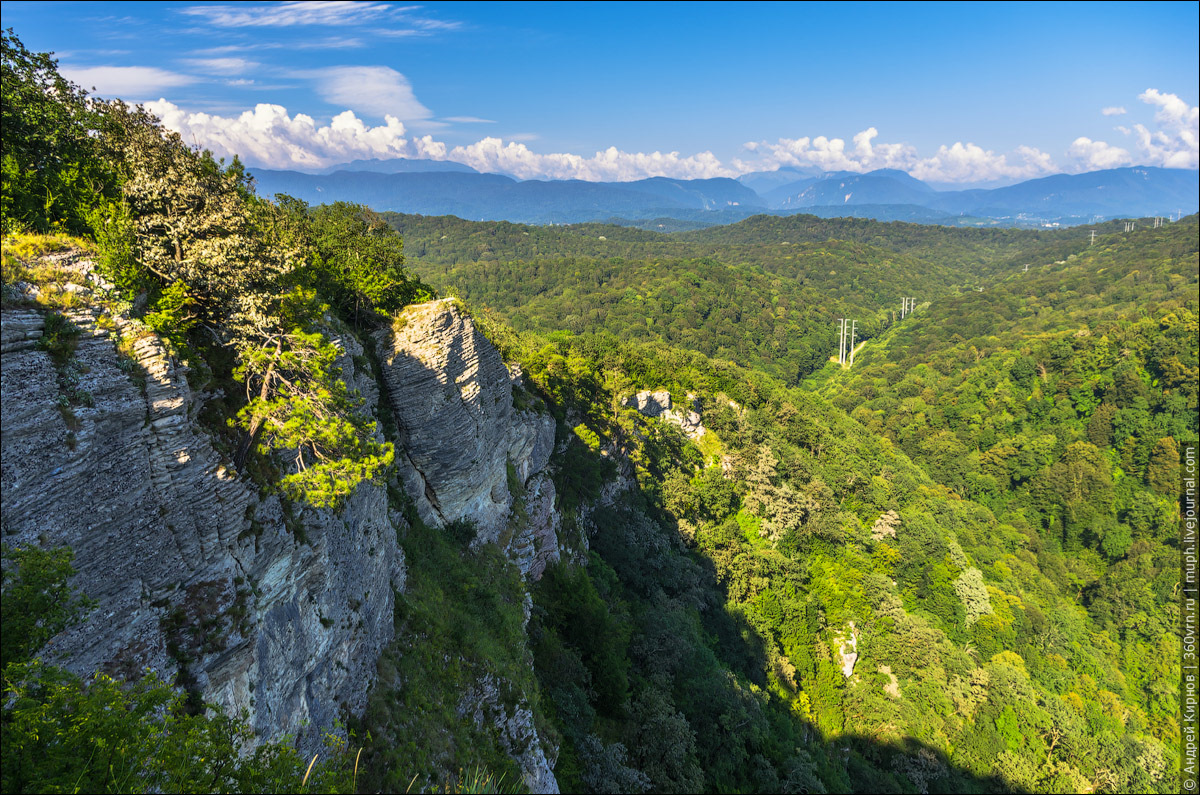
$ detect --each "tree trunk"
[233,341,280,471]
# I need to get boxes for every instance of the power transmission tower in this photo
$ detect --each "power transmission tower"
[840,317,849,367]
[1090,230,1096,245]
[848,320,858,368]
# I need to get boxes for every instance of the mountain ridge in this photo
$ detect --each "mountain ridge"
[248,163,1198,227]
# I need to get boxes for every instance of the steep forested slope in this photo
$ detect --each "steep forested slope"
[406,215,1193,793]
[4,27,1194,795]
[811,217,1197,748]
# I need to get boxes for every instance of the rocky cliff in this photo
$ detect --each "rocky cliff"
[2,264,565,790]
[377,299,561,579]
[1,285,404,749]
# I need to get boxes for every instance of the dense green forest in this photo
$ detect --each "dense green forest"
[386,212,1144,383]
[3,27,1195,795]
[406,212,1195,792]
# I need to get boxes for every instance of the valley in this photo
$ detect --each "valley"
[1,22,1196,795]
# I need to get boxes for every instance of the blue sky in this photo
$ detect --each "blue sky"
[3,1,1197,182]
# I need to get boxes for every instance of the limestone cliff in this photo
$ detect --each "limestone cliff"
[2,268,565,791]
[1,293,403,750]
[376,299,560,579]
[375,299,562,791]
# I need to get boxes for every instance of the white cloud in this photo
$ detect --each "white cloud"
[310,66,432,121]
[739,130,1055,183]
[1101,106,1127,116]
[60,65,197,97]
[1066,137,1133,170]
[740,130,916,174]
[180,2,457,36]
[181,2,392,28]
[1132,88,1198,168]
[182,57,260,75]
[146,101,434,170]
[190,37,365,55]
[910,142,1055,182]
[146,101,733,179]
[146,88,1197,185]
[1069,89,1198,171]
[445,139,732,181]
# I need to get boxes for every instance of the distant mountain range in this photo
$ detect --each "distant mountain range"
[248,160,1198,228]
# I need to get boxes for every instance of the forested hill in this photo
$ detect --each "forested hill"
[389,212,1117,383]
[814,214,1198,557]
[388,210,1099,270]
[456,214,1195,793]
[803,215,1198,767]
[4,24,1195,795]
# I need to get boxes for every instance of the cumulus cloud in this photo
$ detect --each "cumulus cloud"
[146,101,733,179]
[1069,89,1198,171]
[1101,106,1127,116]
[1066,137,1133,170]
[446,139,732,181]
[145,87,1197,184]
[60,65,197,97]
[149,101,1050,183]
[739,130,1055,183]
[1132,88,1198,168]
[740,128,916,174]
[310,66,432,121]
[910,142,1056,182]
[146,101,438,170]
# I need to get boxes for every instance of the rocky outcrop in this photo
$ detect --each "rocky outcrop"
[1,297,404,751]
[832,623,859,678]
[625,389,673,417]
[0,309,43,353]
[375,299,560,578]
[624,389,706,440]
[507,472,562,582]
[459,674,560,794]
[375,300,563,791]
[375,299,513,539]
[4,273,565,788]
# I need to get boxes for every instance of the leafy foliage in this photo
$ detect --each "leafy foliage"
[451,217,1194,793]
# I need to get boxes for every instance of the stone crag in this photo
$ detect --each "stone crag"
[2,278,565,791]
[374,299,562,791]
[0,296,404,751]
[375,298,560,578]
[623,389,706,439]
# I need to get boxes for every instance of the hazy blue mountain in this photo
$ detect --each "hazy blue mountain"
[929,166,1198,218]
[249,164,1197,226]
[316,157,479,175]
[249,169,763,223]
[616,176,765,209]
[768,169,936,208]
[736,165,826,193]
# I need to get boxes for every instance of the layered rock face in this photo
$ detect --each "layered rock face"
[4,281,564,791]
[376,299,559,577]
[0,298,403,750]
[376,299,562,792]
